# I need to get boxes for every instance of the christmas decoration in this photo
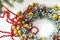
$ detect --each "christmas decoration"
[0,3,60,40]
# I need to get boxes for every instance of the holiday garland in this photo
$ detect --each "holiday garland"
[0,3,60,40]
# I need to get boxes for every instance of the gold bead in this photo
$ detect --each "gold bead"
[18,30,21,34]
[14,29,17,31]
[18,22,21,24]
[15,34,18,36]
[23,24,29,28]
[22,21,25,24]
[16,26,20,30]
[54,5,58,10]
[14,29,18,34]
[19,33,21,36]
[17,16,23,19]
[28,12,33,16]
[22,34,26,37]
[52,13,59,20]
[12,25,16,30]
[54,5,60,10]
[58,15,60,19]
[55,7,58,11]
[58,7,60,10]
[39,37,46,40]
[19,36,23,40]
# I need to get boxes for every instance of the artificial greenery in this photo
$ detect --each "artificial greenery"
[0,0,2,14]
[1,0,24,7]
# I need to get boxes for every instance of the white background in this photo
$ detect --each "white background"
[0,0,60,40]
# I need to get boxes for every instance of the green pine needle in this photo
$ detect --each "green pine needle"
[3,0,13,7]
[0,0,2,14]
[2,0,24,7]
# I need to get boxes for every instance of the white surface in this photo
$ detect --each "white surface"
[0,0,60,40]
[33,18,56,38]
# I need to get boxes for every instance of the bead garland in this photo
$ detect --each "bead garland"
[0,3,60,40]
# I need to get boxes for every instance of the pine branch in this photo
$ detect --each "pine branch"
[2,0,24,7]
[0,0,2,14]
[3,0,13,7]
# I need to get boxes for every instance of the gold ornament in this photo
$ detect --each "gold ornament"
[15,34,18,36]
[54,5,60,10]
[14,29,18,35]
[28,12,33,16]
[18,30,21,34]
[58,15,60,19]
[58,7,60,10]
[22,34,26,38]
[12,25,16,30]
[55,7,58,11]
[19,36,23,40]
[54,5,58,11]
[18,30,21,36]
[22,21,25,24]
[52,13,59,20]
[23,24,29,28]
[18,21,21,24]
[39,37,46,40]
[16,26,20,30]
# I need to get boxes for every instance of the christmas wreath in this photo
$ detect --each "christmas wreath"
[0,3,60,40]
